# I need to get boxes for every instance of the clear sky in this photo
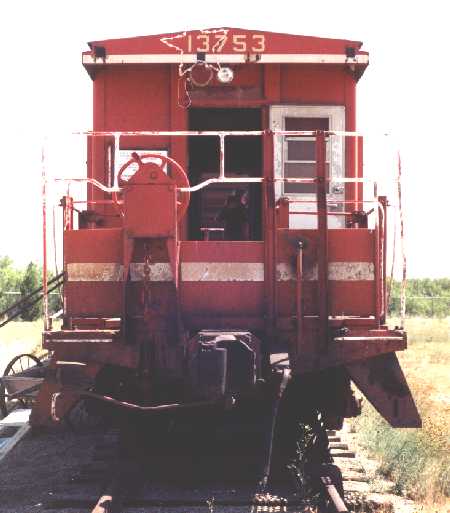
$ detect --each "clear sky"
[0,0,448,278]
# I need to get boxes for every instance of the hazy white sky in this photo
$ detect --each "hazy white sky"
[0,0,448,278]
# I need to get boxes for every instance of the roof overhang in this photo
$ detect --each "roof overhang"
[82,53,369,65]
[83,28,369,79]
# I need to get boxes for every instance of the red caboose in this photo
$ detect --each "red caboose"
[33,28,420,446]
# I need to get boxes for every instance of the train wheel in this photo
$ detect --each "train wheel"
[270,376,333,491]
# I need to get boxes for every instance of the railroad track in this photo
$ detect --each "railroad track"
[38,424,388,513]
[0,409,406,513]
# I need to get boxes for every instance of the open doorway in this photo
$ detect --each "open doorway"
[188,108,262,241]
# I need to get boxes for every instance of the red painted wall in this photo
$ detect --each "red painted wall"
[88,62,358,218]
[280,65,347,104]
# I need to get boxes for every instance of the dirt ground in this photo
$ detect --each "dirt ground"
[0,428,100,513]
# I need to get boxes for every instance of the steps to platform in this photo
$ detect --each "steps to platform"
[0,409,31,463]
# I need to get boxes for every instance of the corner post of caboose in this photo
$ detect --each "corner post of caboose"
[379,195,388,324]
[263,128,277,338]
[315,131,329,353]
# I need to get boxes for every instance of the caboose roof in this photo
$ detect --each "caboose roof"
[82,27,368,79]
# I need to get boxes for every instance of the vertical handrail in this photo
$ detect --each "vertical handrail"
[397,152,407,328]
[41,140,49,332]
[263,130,276,336]
[379,197,388,324]
[62,196,74,231]
[315,132,329,353]
[373,184,381,324]
[296,241,305,359]
[219,133,226,179]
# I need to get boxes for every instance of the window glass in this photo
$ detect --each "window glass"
[285,117,329,131]
[284,117,330,194]
[270,105,345,228]
[284,163,330,194]
[287,140,316,161]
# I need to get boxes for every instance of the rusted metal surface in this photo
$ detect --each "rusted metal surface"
[320,476,348,512]
[347,352,421,428]
[295,331,407,373]
[54,388,220,412]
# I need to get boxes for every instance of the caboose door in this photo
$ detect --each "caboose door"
[270,106,345,229]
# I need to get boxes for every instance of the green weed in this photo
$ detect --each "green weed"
[352,317,450,505]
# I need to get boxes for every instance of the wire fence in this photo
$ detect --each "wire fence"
[388,296,450,318]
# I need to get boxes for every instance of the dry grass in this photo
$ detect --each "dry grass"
[1,320,44,346]
[0,321,47,373]
[352,317,450,509]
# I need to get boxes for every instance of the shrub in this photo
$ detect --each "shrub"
[388,278,450,318]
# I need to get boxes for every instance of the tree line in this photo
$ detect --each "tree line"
[0,256,62,321]
[388,278,450,318]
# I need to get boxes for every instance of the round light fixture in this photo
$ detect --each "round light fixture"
[217,67,234,84]
[189,63,214,87]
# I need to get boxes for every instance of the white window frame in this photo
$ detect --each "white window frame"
[270,105,346,228]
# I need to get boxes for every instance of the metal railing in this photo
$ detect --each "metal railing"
[41,130,397,330]
[0,273,63,330]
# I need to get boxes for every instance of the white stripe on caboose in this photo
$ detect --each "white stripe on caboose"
[66,263,123,282]
[66,261,374,282]
[276,262,375,281]
[181,262,265,282]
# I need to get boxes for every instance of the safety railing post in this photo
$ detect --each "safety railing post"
[41,139,49,332]
[316,131,329,353]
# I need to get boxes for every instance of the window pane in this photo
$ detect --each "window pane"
[285,163,315,193]
[287,140,315,161]
[285,117,329,131]
[285,162,315,178]
[284,163,329,194]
